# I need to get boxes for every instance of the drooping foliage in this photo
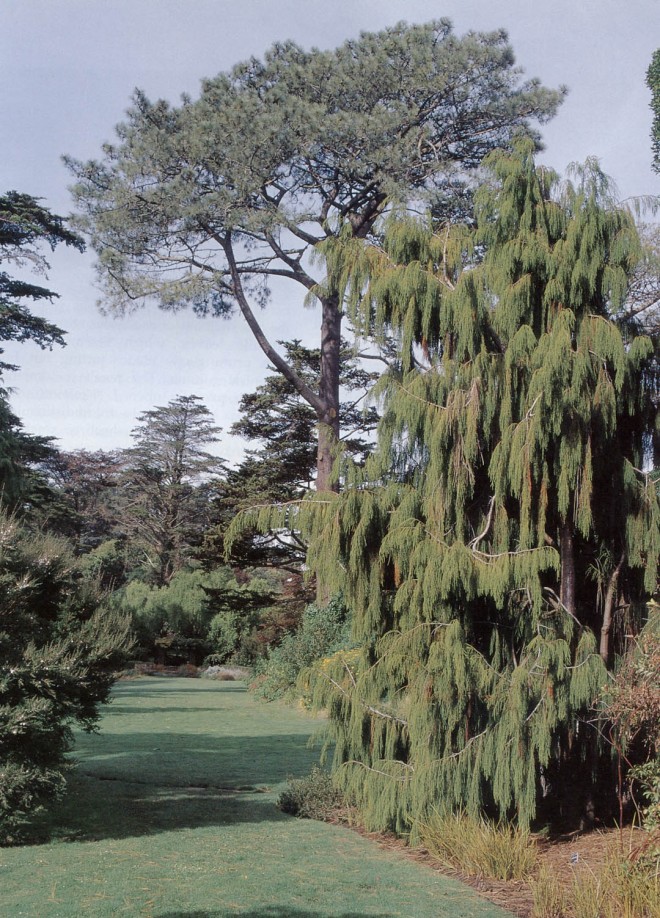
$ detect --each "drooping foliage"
[233,144,660,831]
[623,223,660,342]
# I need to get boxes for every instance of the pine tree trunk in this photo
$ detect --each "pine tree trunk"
[316,294,341,494]
[315,295,341,605]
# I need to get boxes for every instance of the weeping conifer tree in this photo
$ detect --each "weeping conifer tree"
[230,142,660,831]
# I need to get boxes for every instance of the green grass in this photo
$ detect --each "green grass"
[0,677,512,917]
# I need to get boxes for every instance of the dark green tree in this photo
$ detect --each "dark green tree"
[0,192,84,509]
[38,448,124,550]
[0,194,131,843]
[0,511,132,842]
[121,395,224,584]
[231,340,378,480]
[0,191,82,374]
[207,340,378,572]
[0,398,55,510]
[241,145,660,831]
[66,20,563,493]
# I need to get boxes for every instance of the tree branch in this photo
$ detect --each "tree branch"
[222,235,326,416]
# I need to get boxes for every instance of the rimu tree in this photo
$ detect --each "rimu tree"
[261,144,660,831]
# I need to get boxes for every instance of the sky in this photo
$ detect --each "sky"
[2,0,659,466]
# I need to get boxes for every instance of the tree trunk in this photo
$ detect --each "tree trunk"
[316,294,342,493]
[599,553,625,664]
[559,519,576,619]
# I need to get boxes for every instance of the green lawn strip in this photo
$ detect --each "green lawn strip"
[0,678,513,918]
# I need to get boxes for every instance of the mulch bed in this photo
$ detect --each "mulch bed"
[335,818,635,917]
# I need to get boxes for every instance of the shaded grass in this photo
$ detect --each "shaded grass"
[0,678,512,917]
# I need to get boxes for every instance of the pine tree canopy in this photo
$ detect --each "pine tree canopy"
[65,19,564,491]
[243,143,660,831]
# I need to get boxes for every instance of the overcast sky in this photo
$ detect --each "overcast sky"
[2,0,659,465]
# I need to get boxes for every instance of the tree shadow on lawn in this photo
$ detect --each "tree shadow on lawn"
[42,771,294,843]
[39,728,324,843]
[157,911,395,918]
[74,731,322,787]
[113,679,248,695]
[106,706,237,715]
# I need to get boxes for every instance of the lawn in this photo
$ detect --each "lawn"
[0,677,512,917]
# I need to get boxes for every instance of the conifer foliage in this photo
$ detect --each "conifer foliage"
[0,512,133,842]
[121,395,224,585]
[209,340,378,573]
[287,144,659,831]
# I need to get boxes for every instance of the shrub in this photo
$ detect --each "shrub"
[278,766,345,821]
[416,810,538,881]
[252,595,352,701]
[0,513,133,843]
[201,664,251,681]
[207,610,240,662]
[630,758,660,831]
[601,611,660,831]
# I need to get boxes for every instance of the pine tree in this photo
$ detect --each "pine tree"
[258,143,660,831]
[66,21,563,493]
